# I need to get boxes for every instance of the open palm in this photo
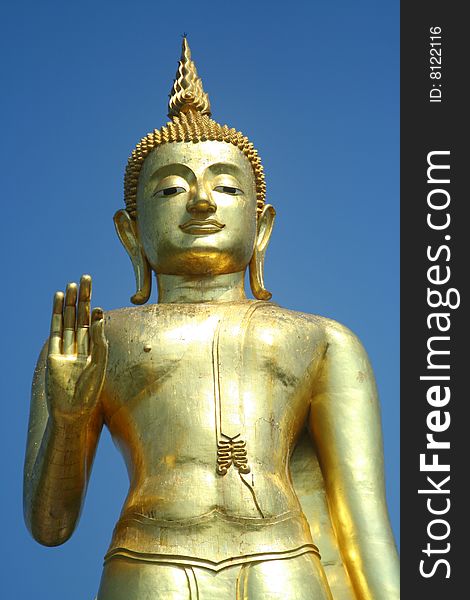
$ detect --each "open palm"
[45,275,108,422]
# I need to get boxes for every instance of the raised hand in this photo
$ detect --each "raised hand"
[46,275,108,422]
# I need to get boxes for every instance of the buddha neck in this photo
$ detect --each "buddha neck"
[156,271,247,304]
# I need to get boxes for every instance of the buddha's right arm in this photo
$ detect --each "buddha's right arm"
[23,342,104,546]
[24,277,107,546]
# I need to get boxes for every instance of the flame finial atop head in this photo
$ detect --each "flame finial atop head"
[168,37,211,118]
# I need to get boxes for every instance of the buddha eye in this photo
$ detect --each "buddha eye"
[154,186,187,198]
[213,185,243,196]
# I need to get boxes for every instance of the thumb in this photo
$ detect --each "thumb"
[90,308,108,366]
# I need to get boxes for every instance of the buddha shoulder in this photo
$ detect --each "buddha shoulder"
[248,303,363,352]
[251,305,372,396]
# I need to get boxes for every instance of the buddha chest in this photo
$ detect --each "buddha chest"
[102,302,323,476]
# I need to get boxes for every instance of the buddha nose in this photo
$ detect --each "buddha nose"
[187,184,216,216]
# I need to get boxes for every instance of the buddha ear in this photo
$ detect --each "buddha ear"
[113,209,152,305]
[249,204,276,301]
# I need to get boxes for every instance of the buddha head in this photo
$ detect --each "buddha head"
[114,38,275,304]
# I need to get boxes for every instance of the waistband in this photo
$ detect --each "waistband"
[104,543,320,573]
[105,509,318,571]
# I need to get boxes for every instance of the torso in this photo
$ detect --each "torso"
[101,300,328,566]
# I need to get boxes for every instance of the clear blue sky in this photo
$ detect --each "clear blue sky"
[0,1,399,598]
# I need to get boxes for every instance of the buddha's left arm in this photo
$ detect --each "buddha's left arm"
[308,321,399,600]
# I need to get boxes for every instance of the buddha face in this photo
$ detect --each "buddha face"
[135,141,258,276]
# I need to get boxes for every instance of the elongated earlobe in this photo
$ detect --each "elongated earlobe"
[249,204,276,300]
[113,210,152,305]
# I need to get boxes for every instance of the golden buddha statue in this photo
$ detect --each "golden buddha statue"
[24,39,399,599]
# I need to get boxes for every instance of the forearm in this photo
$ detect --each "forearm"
[314,411,399,598]
[342,536,399,600]
[318,416,399,597]
[327,483,399,599]
[25,413,100,546]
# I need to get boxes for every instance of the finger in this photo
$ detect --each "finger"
[48,291,64,355]
[90,308,108,366]
[77,274,92,357]
[63,282,78,354]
